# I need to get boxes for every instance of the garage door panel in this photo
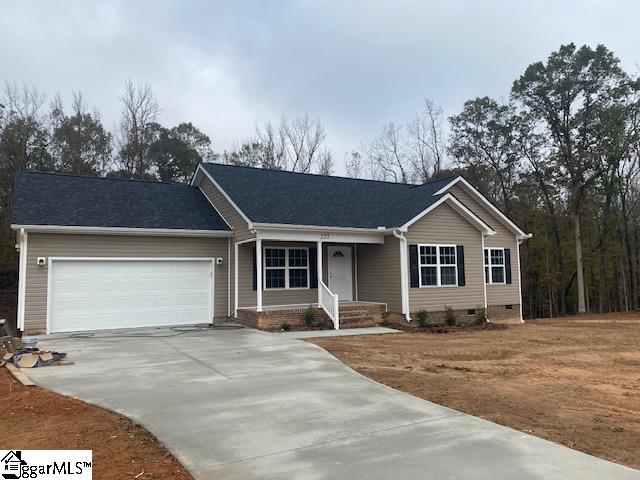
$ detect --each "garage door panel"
[49,259,213,333]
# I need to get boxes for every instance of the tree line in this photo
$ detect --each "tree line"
[1,43,639,318]
[225,43,640,318]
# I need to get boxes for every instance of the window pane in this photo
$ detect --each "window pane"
[265,248,285,267]
[289,268,308,288]
[485,266,490,283]
[420,246,437,265]
[265,268,285,288]
[420,266,437,286]
[491,266,504,283]
[490,249,504,265]
[441,266,457,285]
[288,249,308,267]
[439,246,456,265]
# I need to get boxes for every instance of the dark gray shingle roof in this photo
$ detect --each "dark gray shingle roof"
[12,171,230,231]
[201,163,455,229]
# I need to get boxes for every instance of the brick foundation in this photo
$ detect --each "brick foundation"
[410,308,480,325]
[235,303,386,331]
[487,304,522,324]
[236,306,331,331]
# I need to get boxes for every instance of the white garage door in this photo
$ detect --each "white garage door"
[48,258,213,333]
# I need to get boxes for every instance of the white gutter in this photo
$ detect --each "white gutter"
[11,224,233,238]
[393,229,411,322]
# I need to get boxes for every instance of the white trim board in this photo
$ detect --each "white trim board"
[433,176,528,237]
[46,257,216,334]
[11,224,232,237]
[256,228,384,245]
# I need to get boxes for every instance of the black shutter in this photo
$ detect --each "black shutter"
[456,245,465,286]
[409,245,419,288]
[309,247,318,288]
[505,248,512,284]
[252,247,257,291]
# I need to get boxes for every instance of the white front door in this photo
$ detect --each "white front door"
[328,246,353,301]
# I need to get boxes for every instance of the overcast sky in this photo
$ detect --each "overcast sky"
[1,1,639,173]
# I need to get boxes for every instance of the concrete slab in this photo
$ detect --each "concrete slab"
[280,326,401,338]
[28,326,639,480]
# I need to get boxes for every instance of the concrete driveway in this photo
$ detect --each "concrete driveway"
[29,326,639,480]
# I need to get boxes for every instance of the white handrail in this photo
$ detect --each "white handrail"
[319,280,339,329]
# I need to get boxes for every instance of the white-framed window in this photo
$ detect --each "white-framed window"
[484,248,505,284]
[264,247,310,290]
[418,244,457,287]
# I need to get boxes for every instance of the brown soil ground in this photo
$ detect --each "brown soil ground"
[308,313,640,469]
[0,368,192,480]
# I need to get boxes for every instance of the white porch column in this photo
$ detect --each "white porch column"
[256,238,263,312]
[234,241,239,318]
[317,240,322,305]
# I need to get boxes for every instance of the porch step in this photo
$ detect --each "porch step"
[339,316,377,328]
[337,303,386,328]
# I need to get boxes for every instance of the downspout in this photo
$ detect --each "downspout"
[393,229,411,321]
[227,237,231,318]
[516,233,532,324]
[481,233,488,320]
[16,228,27,331]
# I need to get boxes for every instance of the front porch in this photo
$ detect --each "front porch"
[233,232,398,331]
[236,301,387,331]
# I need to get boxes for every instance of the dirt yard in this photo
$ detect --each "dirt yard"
[309,313,640,469]
[0,368,192,480]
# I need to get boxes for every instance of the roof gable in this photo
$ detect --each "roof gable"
[12,171,231,231]
[434,177,527,236]
[199,163,456,229]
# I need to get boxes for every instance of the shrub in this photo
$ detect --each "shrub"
[303,306,316,326]
[280,321,291,331]
[445,306,457,326]
[475,306,488,325]
[381,311,391,327]
[416,310,429,327]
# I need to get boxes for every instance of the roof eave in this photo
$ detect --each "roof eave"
[11,224,233,238]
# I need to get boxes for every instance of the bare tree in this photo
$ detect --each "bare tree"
[113,80,160,178]
[0,83,51,262]
[316,149,333,175]
[255,114,327,172]
[344,151,364,178]
[255,121,286,169]
[408,98,446,181]
[367,122,412,183]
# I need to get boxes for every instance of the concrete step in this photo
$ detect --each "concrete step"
[339,310,370,318]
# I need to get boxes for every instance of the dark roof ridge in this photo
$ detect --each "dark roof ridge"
[16,170,191,188]
[202,162,458,188]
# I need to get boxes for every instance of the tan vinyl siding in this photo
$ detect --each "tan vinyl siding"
[449,184,521,306]
[406,203,484,312]
[237,242,256,308]
[237,242,361,308]
[356,235,402,312]
[24,233,229,332]
[197,174,254,242]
